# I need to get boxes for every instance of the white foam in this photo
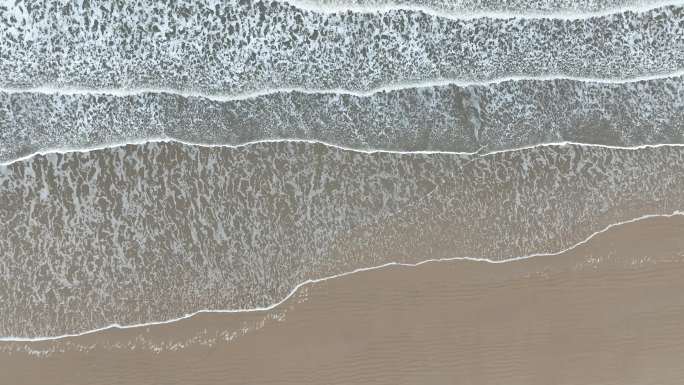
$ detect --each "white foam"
[1,211,682,342]
[282,0,684,19]
[3,71,683,101]
[2,136,684,168]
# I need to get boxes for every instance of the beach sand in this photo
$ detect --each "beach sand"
[2,214,684,385]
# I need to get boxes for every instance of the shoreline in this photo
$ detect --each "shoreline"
[4,213,684,384]
[2,211,681,343]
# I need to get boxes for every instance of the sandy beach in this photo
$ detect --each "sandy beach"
[3,214,684,384]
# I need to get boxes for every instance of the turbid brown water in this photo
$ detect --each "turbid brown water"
[2,214,684,385]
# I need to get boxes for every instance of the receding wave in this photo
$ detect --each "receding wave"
[2,75,683,163]
[1,141,684,338]
[1,2,682,93]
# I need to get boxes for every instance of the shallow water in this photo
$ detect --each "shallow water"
[1,141,683,338]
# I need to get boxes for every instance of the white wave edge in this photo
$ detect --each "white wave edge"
[2,137,684,167]
[3,71,683,101]
[283,0,684,20]
[1,210,682,342]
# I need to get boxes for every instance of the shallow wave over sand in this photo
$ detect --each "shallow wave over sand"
[3,214,684,385]
[1,141,684,338]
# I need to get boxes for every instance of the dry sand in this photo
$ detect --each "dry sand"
[2,214,684,385]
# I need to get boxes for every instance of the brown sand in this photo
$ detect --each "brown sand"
[2,214,684,385]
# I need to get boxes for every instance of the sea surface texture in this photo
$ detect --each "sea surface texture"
[2,2,683,93]
[1,76,683,161]
[2,1,684,383]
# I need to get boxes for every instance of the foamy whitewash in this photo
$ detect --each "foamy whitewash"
[1,75,683,162]
[1,2,683,93]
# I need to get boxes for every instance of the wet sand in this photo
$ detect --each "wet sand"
[3,214,684,385]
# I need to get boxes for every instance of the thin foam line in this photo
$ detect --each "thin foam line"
[1,211,682,342]
[2,137,684,167]
[2,71,683,101]
[283,0,684,20]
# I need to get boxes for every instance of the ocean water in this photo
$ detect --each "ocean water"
[1,141,683,338]
[1,76,683,162]
[1,2,683,94]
